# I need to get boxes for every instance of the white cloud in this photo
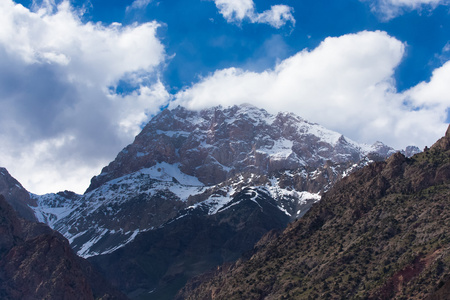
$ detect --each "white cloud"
[0,0,169,194]
[254,5,296,29]
[213,0,295,28]
[214,0,254,21]
[126,0,152,12]
[0,1,165,86]
[363,0,449,19]
[405,60,450,108]
[386,0,444,5]
[173,30,449,150]
[443,42,450,53]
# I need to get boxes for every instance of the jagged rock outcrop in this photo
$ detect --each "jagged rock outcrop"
[178,126,450,300]
[0,167,37,221]
[431,125,450,151]
[0,195,127,300]
[86,104,403,192]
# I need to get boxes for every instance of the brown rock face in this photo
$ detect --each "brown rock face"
[177,127,450,300]
[1,235,95,300]
[0,167,37,221]
[86,105,400,193]
[431,124,450,151]
[0,195,23,257]
[0,195,127,300]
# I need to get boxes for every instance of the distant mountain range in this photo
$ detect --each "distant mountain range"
[1,104,425,299]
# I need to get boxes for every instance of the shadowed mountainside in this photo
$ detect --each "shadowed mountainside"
[89,188,290,300]
[177,127,450,300]
[0,167,37,221]
[0,194,127,300]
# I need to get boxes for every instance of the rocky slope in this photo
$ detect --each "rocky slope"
[30,104,418,258]
[89,187,290,300]
[0,194,126,300]
[86,104,385,191]
[0,167,37,221]
[177,126,450,300]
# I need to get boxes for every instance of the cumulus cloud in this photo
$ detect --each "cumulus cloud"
[213,0,295,28]
[405,60,450,109]
[0,0,169,194]
[173,30,449,150]
[362,0,449,19]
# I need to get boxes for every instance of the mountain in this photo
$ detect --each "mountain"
[88,187,290,300]
[85,103,389,191]
[30,104,418,259]
[177,126,450,300]
[0,194,126,300]
[0,167,37,221]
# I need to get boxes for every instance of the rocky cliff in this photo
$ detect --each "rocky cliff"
[89,187,290,300]
[0,194,127,300]
[0,167,37,221]
[178,126,450,300]
[87,104,410,192]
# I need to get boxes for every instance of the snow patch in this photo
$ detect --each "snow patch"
[188,187,236,215]
[30,193,79,228]
[140,162,204,186]
[257,138,293,160]
[156,130,190,137]
[298,122,341,145]
[98,229,141,257]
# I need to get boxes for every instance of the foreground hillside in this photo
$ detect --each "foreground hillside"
[0,167,37,221]
[178,127,450,299]
[0,195,126,300]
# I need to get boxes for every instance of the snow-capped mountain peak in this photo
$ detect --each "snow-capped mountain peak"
[30,104,417,258]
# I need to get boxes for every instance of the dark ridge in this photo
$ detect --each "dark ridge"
[0,194,127,300]
[178,126,450,300]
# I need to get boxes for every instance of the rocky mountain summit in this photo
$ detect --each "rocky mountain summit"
[30,104,419,259]
[178,126,450,300]
[87,104,415,192]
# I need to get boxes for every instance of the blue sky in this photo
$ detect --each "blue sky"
[1,0,450,193]
[78,0,449,91]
